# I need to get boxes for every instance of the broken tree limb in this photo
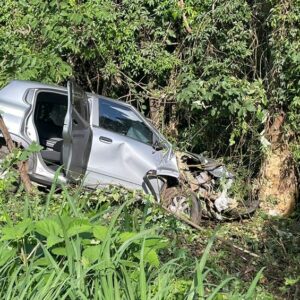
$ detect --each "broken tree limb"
[0,114,32,193]
[162,204,260,258]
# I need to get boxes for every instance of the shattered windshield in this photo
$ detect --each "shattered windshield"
[98,98,154,145]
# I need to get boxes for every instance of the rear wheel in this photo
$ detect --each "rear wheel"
[161,186,202,225]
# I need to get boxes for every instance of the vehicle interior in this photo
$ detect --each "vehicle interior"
[34,91,68,169]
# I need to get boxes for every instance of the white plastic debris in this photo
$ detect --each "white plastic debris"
[214,178,233,212]
[196,171,211,184]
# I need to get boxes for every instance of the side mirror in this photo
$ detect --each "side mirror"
[152,139,164,151]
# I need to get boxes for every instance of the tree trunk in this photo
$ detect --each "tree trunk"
[149,97,163,129]
[0,114,32,193]
[258,113,298,216]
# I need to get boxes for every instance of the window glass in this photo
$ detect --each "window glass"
[71,81,89,122]
[99,99,153,145]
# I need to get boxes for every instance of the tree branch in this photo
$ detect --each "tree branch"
[178,0,193,34]
[0,114,32,193]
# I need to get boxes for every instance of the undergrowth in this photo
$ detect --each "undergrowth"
[0,157,299,299]
[0,172,268,300]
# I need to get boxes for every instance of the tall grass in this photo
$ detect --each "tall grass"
[0,180,263,299]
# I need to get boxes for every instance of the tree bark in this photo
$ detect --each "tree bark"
[149,97,163,129]
[258,113,298,216]
[0,114,32,193]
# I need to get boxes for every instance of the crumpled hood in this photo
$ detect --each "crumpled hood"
[156,142,180,178]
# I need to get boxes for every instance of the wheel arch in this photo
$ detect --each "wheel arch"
[143,170,180,200]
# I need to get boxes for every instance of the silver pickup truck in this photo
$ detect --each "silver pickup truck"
[0,80,244,223]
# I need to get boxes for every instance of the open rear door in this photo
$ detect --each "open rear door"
[62,80,92,181]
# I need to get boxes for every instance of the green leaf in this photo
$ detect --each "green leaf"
[51,247,68,256]
[33,257,51,267]
[285,276,300,286]
[35,219,62,237]
[119,259,138,269]
[82,245,101,264]
[144,238,168,249]
[0,244,16,266]
[119,231,137,243]
[134,247,160,268]
[93,225,108,241]
[1,218,33,241]
[35,219,64,247]
[67,219,92,237]
[196,233,216,298]
[47,235,64,248]
[93,260,115,271]
[27,142,43,153]
[144,248,159,267]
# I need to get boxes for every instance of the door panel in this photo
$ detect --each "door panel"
[86,126,163,189]
[62,80,92,181]
[85,97,164,189]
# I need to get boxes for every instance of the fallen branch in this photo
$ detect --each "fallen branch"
[0,114,32,193]
[162,204,260,258]
[217,237,260,258]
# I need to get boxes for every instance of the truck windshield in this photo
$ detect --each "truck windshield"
[98,99,153,145]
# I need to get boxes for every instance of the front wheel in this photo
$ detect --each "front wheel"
[161,187,202,225]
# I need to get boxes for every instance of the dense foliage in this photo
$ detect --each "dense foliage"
[0,137,299,299]
[0,164,299,299]
[0,169,265,299]
[0,1,300,299]
[0,0,299,162]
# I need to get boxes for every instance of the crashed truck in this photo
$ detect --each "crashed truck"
[0,80,256,224]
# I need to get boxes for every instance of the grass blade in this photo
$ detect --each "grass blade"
[245,267,265,299]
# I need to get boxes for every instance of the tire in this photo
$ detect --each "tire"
[161,186,202,225]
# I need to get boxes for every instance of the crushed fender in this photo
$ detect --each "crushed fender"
[174,152,258,221]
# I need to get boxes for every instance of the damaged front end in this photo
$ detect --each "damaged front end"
[158,152,259,224]
[176,152,238,221]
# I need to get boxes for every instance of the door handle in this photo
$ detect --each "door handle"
[99,136,113,144]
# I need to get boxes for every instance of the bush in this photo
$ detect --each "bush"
[0,179,264,299]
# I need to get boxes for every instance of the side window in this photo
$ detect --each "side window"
[70,81,89,122]
[99,99,153,145]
